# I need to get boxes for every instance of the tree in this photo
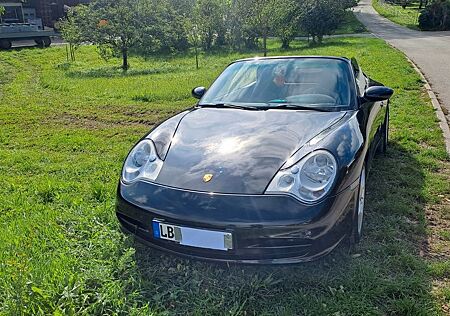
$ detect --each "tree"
[252,0,277,56]
[86,0,143,70]
[59,5,90,62]
[229,0,259,50]
[272,0,300,49]
[185,18,201,69]
[298,0,347,44]
[137,0,189,56]
[419,0,450,30]
[193,0,227,51]
[234,0,277,56]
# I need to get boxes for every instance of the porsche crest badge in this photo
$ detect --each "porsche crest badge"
[203,173,213,183]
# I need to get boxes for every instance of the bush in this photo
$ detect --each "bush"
[299,0,348,43]
[419,0,450,30]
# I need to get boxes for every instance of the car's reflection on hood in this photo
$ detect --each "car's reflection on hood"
[155,107,346,194]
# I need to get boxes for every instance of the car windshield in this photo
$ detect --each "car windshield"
[199,58,353,110]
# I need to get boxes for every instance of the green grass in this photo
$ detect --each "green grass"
[298,11,367,36]
[335,10,368,34]
[1,38,449,315]
[373,0,422,30]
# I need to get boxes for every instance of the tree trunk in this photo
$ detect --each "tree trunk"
[317,35,323,44]
[194,45,199,70]
[281,38,290,49]
[122,47,128,71]
[263,27,267,57]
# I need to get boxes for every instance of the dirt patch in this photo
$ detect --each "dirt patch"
[425,200,450,260]
[46,112,155,130]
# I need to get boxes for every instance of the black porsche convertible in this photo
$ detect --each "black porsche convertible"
[116,56,394,264]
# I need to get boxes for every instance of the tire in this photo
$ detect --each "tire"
[43,37,51,47]
[0,39,12,50]
[35,39,44,47]
[378,106,389,155]
[350,165,366,244]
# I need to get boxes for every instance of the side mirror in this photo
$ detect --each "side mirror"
[363,86,394,102]
[192,86,206,99]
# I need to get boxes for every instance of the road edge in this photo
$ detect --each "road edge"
[354,1,450,156]
[405,57,450,156]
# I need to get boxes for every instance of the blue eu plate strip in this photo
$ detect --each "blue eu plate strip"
[152,221,160,238]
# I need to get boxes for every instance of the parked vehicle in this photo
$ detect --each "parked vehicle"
[0,2,54,49]
[116,56,394,264]
[0,26,54,49]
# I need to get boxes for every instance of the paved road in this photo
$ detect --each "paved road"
[354,0,450,123]
[10,37,66,49]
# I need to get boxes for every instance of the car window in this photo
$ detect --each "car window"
[200,58,353,109]
[218,64,258,98]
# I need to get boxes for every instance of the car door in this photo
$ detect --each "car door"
[352,59,386,165]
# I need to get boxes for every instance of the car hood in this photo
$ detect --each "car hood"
[155,108,345,194]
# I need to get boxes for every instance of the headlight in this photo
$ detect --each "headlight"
[122,139,163,183]
[266,150,337,203]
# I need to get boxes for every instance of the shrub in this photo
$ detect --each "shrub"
[298,0,348,43]
[419,0,450,30]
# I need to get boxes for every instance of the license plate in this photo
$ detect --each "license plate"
[152,220,233,251]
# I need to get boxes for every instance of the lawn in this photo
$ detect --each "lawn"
[1,38,449,315]
[335,10,368,34]
[372,0,422,30]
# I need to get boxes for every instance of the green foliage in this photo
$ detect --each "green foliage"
[184,18,201,69]
[193,0,227,50]
[228,0,260,50]
[60,0,190,69]
[60,0,362,65]
[298,0,349,43]
[0,5,5,16]
[272,0,301,49]
[372,0,422,30]
[59,5,90,62]
[230,0,303,53]
[419,0,450,30]
[241,0,278,55]
[386,0,414,8]
[135,0,189,56]
[88,0,143,70]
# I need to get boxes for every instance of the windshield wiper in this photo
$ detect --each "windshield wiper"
[198,103,262,111]
[265,103,335,112]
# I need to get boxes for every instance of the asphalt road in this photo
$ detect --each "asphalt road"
[354,0,450,123]
[10,37,66,49]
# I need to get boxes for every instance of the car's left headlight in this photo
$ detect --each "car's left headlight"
[266,150,337,203]
[122,139,163,183]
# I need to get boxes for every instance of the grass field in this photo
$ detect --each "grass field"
[335,10,368,34]
[1,38,450,315]
[372,0,422,30]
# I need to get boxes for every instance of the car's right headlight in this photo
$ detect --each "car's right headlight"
[122,139,163,183]
[266,150,337,203]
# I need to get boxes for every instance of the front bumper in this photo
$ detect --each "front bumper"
[116,180,359,264]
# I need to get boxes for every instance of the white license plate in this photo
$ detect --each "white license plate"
[152,220,233,251]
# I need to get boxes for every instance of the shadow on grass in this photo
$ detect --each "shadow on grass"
[124,140,436,315]
[61,64,183,79]
[54,39,359,81]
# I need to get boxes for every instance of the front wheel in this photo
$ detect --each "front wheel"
[0,39,12,50]
[35,39,44,47]
[350,165,366,244]
[43,37,51,47]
